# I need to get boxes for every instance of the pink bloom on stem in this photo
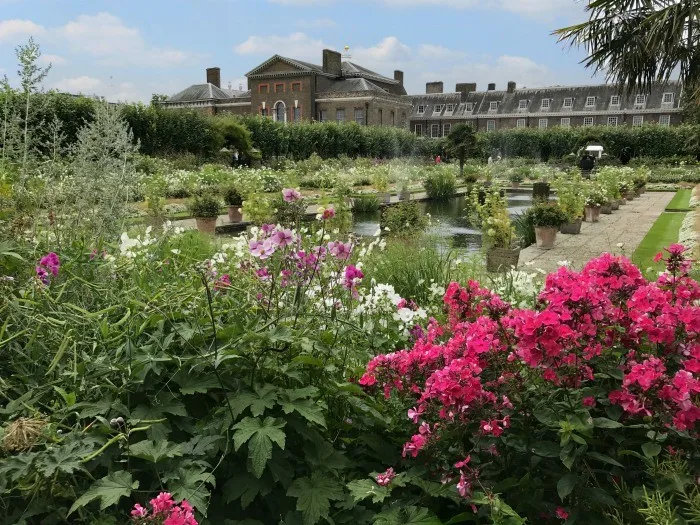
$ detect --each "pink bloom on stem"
[214,274,231,291]
[454,456,471,468]
[131,503,148,518]
[271,229,294,248]
[35,266,49,284]
[375,467,396,486]
[282,188,302,202]
[343,264,364,290]
[556,507,569,520]
[582,396,596,407]
[321,207,336,220]
[150,492,175,514]
[329,241,352,259]
[40,252,60,275]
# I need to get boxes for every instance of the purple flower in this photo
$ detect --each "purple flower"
[282,188,302,203]
[271,229,294,248]
[343,264,364,290]
[35,266,50,285]
[39,252,60,276]
[328,241,352,260]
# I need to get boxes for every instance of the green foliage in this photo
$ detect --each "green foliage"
[222,185,243,206]
[423,168,457,200]
[241,193,273,225]
[446,124,478,175]
[212,116,252,154]
[381,202,429,237]
[68,472,138,515]
[552,172,587,220]
[352,194,380,213]
[188,193,221,218]
[526,201,569,227]
[287,472,344,525]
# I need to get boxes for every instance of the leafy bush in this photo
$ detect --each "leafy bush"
[188,194,221,218]
[222,185,243,206]
[352,194,380,212]
[552,172,586,220]
[526,201,568,227]
[423,168,457,200]
[512,210,536,248]
[381,202,429,237]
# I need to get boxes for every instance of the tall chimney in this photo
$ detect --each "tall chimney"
[488,83,496,91]
[322,49,342,76]
[456,82,476,102]
[507,81,516,93]
[426,81,444,94]
[394,70,404,85]
[206,67,221,88]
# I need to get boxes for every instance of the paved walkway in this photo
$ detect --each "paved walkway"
[518,191,675,273]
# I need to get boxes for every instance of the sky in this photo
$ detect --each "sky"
[0,0,600,103]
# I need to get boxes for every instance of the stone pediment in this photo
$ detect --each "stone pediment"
[246,55,323,77]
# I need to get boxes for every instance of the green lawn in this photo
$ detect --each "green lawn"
[665,189,693,211]
[632,212,687,276]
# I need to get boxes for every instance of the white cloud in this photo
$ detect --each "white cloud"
[52,75,102,93]
[379,0,572,15]
[418,44,466,60]
[38,54,67,66]
[51,75,150,102]
[56,13,194,67]
[234,32,330,62]
[296,17,336,28]
[352,37,411,63]
[0,19,46,42]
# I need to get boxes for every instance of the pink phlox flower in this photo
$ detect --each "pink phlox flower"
[375,467,396,486]
[271,228,294,248]
[321,207,336,220]
[282,188,302,202]
[328,240,352,259]
[149,492,175,514]
[130,503,148,518]
[555,507,569,520]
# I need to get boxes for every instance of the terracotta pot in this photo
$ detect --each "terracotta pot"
[585,206,601,223]
[486,246,521,272]
[195,217,217,234]
[601,202,613,214]
[511,182,520,189]
[560,219,582,234]
[634,187,642,197]
[618,198,627,206]
[227,205,242,223]
[535,226,558,249]
[611,200,620,210]
[398,190,411,201]
[624,192,634,201]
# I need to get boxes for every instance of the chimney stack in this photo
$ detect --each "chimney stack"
[456,82,476,102]
[426,81,444,94]
[507,81,516,93]
[394,70,404,85]
[206,67,221,88]
[488,83,496,91]
[322,49,342,76]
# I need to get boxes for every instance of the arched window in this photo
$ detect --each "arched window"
[274,101,286,123]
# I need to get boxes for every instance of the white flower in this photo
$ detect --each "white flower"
[171,249,181,255]
[557,260,571,267]
[616,242,624,248]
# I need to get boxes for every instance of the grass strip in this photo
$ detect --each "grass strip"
[665,189,692,211]
[632,212,687,277]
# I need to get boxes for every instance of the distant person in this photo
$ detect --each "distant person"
[487,156,493,164]
[579,152,595,178]
[435,155,441,164]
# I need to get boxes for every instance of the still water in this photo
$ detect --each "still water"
[352,191,533,252]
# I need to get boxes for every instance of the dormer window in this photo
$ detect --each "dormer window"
[585,96,596,108]
[489,101,499,111]
[465,103,474,112]
[635,94,646,107]
[662,92,674,105]
[417,105,426,115]
[563,97,573,109]
[445,104,454,114]
[541,98,551,109]
[518,99,528,110]
[610,95,620,106]
[433,104,444,114]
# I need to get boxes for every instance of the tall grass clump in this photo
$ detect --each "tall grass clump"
[352,194,380,212]
[512,210,536,248]
[423,168,457,200]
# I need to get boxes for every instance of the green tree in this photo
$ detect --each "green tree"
[445,123,478,176]
[212,116,253,155]
[554,1,700,101]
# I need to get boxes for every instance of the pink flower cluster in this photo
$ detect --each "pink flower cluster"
[130,493,197,525]
[36,252,60,284]
[282,188,302,202]
[375,467,396,486]
[360,247,700,500]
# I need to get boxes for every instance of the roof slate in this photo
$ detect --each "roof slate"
[318,77,388,94]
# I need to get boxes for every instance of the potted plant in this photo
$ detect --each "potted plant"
[398,179,411,201]
[241,193,274,226]
[532,169,551,202]
[553,174,585,234]
[223,185,243,223]
[596,167,622,211]
[508,170,524,189]
[470,188,519,272]
[188,193,221,234]
[584,185,607,223]
[527,201,568,249]
[373,173,391,204]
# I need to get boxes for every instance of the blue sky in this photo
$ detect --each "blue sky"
[0,0,598,102]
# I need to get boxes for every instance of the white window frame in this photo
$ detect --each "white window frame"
[659,114,671,127]
[319,109,327,122]
[538,118,548,129]
[662,92,674,106]
[560,117,570,127]
[414,124,422,136]
[563,97,573,109]
[516,118,526,128]
[540,98,551,110]
[518,99,528,110]
[635,94,646,107]
[445,104,454,114]
[607,116,618,126]
[417,105,425,115]
[465,103,474,112]
[443,123,451,136]
[336,108,345,123]
[273,100,287,123]
[431,124,440,138]
[632,115,644,127]
[489,101,499,111]
[354,108,364,125]
[585,96,596,108]
[583,116,594,127]
[610,95,620,107]
[433,104,444,114]
[486,119,496,132]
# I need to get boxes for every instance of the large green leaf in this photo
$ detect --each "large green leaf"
[230,385,279,418]
[68,471,138,515]
[557,474,577,501]
[233,417,286,478]
[287,472,344,525]
[347,478,390,504]
[373,506,443,525]
[166,466,216,516]
[280,398,326,428]
[531,441,560,458]
[129,440,182,463]
[223,472,272,509]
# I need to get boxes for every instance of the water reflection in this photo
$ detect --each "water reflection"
[352,191,533,252]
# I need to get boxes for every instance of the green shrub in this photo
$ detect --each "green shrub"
[423,168,457,200]
[512,211,536,247]
[526,201,568,227]
[381,202,429,237]
[222,185,243,206]
[352,194,380,212]
[188,194,221,218]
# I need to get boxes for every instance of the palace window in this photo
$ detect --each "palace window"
[563,97,573,109]
[378,109,383,125]
[275,83,285,93]
[431,124,440,138]
[518,99,528,110]
[291,82,302,92]
[465,103,474,111]
[585,96,596,108]
[354,108,364,125]
[445,104,454,114]
[319,109,327,122]
[260,107,269,117]
[560,117,570,127]
[293,107,301,122]
[662,92,674,105]
[539,118,548,129]
[274,101,286,123]
[635,94,646,106]
[516,118,526,128]
[336,109,345,123]
[433,104,444,114]
[632,115,644,127]
[659,114,671,127]
[417,105,426,115]
[258,84,269,94]
[541,98,551,109]
[610,95,620,106]
[414,124,422,136]
[486,120,496,131]
[583,116,594,126]
[443,123,451,136]
[607,116,618,126]
[489,101,499,111]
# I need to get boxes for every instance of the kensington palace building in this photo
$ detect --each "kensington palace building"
[162,49,685,134]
